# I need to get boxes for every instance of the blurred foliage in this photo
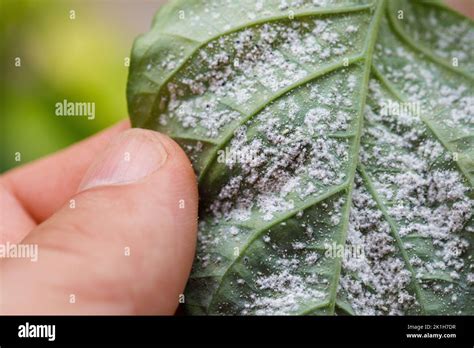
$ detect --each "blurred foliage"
[0,0,138,172]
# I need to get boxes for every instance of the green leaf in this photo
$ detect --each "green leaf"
[127,0,473,315]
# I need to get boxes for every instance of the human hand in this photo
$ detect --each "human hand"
[0,121,198,314]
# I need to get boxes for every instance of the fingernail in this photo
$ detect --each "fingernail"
[78,129,168,191]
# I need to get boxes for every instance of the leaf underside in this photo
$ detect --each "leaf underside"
[127,0,474,315]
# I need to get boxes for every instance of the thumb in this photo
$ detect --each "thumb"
[0,129,198,314]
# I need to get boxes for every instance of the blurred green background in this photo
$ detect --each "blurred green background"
[0,0,165,172]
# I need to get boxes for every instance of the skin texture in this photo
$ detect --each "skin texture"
[0,122,198,314]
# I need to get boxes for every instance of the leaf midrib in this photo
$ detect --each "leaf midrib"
[326,0,387,314]
[364,49,474,313]
[205,0,387,314]
[129,0,474,316]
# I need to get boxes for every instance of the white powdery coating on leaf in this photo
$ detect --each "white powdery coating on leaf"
[135,0,473,316]
[160,14,365,140]
[343,78,473,315]
[209,100,351,221]
[341,181,416,315]
[365,82,473,278]
[403,5,474,70]
[243,256,324,315]
[207,68,358,223]
[374,34,473,129]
